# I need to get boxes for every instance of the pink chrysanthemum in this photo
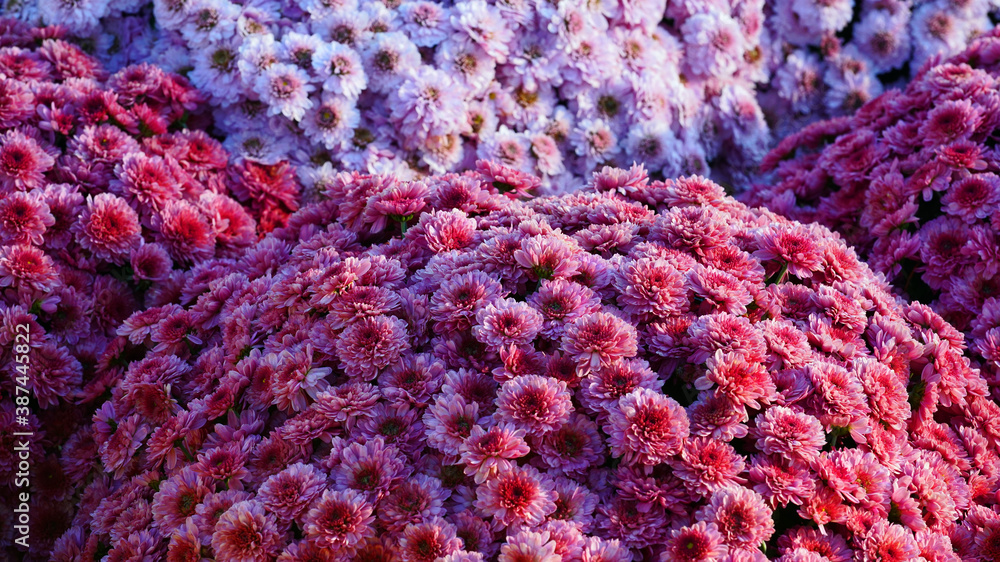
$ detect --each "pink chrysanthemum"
[475,464,557,528]
[579,358,662,416]
[608,388,689,466]
[431,270,507,334]
[0,130,54,191]
[660,522,728,562]
[424,392,482,457]
[399,517,464,562]
[494,374,573,435]
[154,200,217,264]
[514,235,581,282]
[256,463,327,524]
[150,468,211,535]
[753,224,825,280]
[0,190,54,245]
[562,311,639,375]
[527,279,602,340]
[753,406,826,464]
[335,314,410,381]
[534,412,605,475]
[499,530,562,562]
[0,243,59,291]
[671,437,746,497]
[211,501,281,562]
[473,298,544,351]
[860,521,919,562]
[460,422,530,483]
[614,257,688,320]
[302,489,376,552]
[696,351,776,409]
[697,487,774,550]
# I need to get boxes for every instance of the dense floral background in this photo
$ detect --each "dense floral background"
[3,0,1000,561]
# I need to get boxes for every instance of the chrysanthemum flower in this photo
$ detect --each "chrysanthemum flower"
[254,63,314,122]
[562,311,639,375]
[0,190,54,245]
[475,464,557,528]
[608,388,689,466]
[302,489,376,552]
[211,501,282,562]
[473,298,544,351]
[256,463,326,524]
[0,130,55,191]
[494,374,573,435]
[74,193,141,263]
[399,517,464,562]
[660,521,728,562]
[696,487,774,550]
[753,406,826,464]
[455,423,526,484]
[0,243,59,291]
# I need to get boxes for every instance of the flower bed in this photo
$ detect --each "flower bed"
[45,164,1000,561]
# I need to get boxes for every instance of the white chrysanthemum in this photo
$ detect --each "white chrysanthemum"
[451,0,514,63]
[311,9,372,46]
[299,95,360,151]
[189,40,244,106]
[38,0,111,34]
[362,32,421,94]
[179,0,240,47]
[280,31,324,71]
[312,42,367,99]
[791,0,854,35]
[223,124,290,165]
[390,66,468,148]
[853,9,912,73]
[681,11,747,78]
[399,1,453,47]
[624,121,681,176]
[238,34,280,88]
[571,118,620,171]
[296,0,356,18]
[254,63,315,122]
[477,125,535,173]
[435,36,497,96]
[774,49,824,115]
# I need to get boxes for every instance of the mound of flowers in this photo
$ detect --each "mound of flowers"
[746,28,1000,397]
[0,19,302,554]
[12,0,773,190]
[759,0,999,141]
[41,163,1000,561]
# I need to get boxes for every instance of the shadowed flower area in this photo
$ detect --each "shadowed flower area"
[40,163,1000,561]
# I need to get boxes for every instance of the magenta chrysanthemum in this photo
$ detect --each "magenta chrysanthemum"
[608,388,689,466]
[494,374,573,435]
[476,464,557,528]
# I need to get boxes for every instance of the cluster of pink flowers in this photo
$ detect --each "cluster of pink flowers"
[34,163,1000,561]
[9,0,774,190]
[0,18,301,552]
[759,0,1000,142]
[747,28,1000,399]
